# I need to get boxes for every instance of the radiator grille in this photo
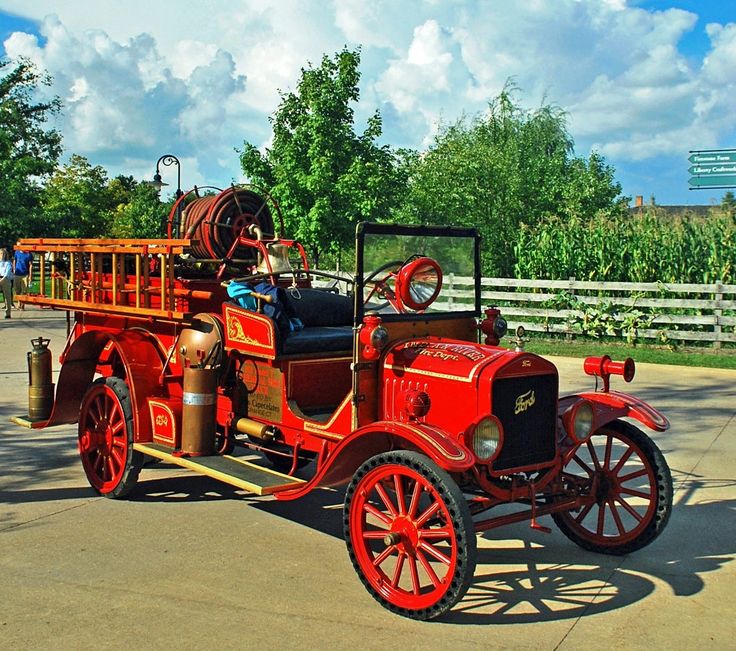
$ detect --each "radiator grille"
[491,374,558,471]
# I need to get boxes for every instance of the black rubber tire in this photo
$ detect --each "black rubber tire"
[78,376,143,499]
[344,451,476,620]
[552,420,672,555]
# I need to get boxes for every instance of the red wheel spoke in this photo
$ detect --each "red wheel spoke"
[408,556,421,596]
[394,474,406,515]
[408,480,423,518]
[615,496,644,522]
[572,454,594,477]
[110,446,125,468]
[363,503,394,527]
[619,468,648,483]
[603,436,613,470]
[419,540,451,566]
[418,525,452,541]
[371,545,395,569]
[596,501,606,535]
[91,396,104,423]
[391,551,406,588]
[415,500,441,528]
[620,487,651,500]
[574,500,595,524]
[608,499,626,535]
[586,439,602,471]
[93,453,104,475]
[416,549,442,588]
[362,529,389,539]
[374,481,398,518]
[611,446,635,474]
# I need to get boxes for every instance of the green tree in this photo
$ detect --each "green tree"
[109,181,166,238]
[41,154,113,237]
[240,48,409,265]
[0,58,62,244]
[721,191,736,218]
[399,85,627,276]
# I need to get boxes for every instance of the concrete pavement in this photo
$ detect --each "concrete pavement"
[1,307,734,650]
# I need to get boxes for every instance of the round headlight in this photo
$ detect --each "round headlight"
[370,326,389,350]
[471,416,503,461]
[573,400,594,442]
[494,317,508,339]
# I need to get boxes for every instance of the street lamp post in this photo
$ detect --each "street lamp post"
[151,154,182,237]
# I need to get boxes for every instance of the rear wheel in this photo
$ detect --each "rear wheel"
[78,377,143,498]
[344,451,476,620]
[552,420,672,555]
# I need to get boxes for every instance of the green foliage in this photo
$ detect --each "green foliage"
[0,57,62,245]
[722,191,736,218]
[397,84,627,276]
[41,154,113,237]
[542,291,658,344]
[515,209,736,284]
[240,48,409,265]
[109,182,166,238]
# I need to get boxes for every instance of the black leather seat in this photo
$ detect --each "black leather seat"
[281,325,354,355]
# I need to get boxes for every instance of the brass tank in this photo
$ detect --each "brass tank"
[27,337,54,420]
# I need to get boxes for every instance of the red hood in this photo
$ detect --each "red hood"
[384,339,510,384]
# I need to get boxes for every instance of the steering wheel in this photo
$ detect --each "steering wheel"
[363,259,403,311]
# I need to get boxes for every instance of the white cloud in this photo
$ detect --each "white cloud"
[0,0,735,202]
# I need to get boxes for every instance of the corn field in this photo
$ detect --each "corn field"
[513,210,736,284]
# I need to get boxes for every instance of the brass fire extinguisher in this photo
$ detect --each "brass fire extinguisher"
[181,364,217,456]
[27,337,54,420]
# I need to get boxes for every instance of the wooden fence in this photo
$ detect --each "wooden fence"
[439,275,736,348]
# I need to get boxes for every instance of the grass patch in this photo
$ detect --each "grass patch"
[524,337,736,370]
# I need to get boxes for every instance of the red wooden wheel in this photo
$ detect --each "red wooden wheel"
[78,377,143,498]
[552,420,672,555]
[344,451,476,620]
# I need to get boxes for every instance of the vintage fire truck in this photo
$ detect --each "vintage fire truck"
[15,185,673,620]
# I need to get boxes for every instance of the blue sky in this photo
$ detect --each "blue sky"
[1,0,734,206]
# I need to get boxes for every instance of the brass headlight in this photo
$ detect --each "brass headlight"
[470,416,503,462]
[572,400,594,442]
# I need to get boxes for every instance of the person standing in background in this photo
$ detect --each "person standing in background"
[13,248,33,310]
[0,248,13,318]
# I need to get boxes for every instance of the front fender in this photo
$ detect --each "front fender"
[46,330,166,442]
[559,390,669,433]
[276,421,474,501]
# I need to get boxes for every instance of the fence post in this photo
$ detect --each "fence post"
[447,273,455,310]
[714,280,723,351]
[566,276,576,340]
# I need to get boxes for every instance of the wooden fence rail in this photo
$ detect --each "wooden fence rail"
[439,275,736,348]
[314,270,735,348]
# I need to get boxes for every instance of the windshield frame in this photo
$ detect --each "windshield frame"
[354,222,482,326]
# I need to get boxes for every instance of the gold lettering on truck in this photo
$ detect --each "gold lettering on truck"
[515,389,536,415]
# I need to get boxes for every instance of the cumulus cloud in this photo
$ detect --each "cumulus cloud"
[1,0,735,201]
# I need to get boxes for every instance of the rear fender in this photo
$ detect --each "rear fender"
[559,390,669,433]
[47,330,166,442]
[276,421,474,501]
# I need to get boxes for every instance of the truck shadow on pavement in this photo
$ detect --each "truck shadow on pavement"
[2,423,734,626]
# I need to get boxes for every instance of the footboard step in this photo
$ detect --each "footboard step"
[133,442,306,495]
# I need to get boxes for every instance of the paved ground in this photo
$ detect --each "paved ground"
[1,308,734,650]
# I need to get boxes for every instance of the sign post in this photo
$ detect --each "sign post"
[688,149,736,190]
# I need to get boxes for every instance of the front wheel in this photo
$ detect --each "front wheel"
[552,420,672,555]
[78,377,143,498]
[344,451,476,620]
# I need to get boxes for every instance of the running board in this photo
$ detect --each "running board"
[133,443,306,496]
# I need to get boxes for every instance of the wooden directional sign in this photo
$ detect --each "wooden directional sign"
[688,150,736,165]
[688,175,736,188]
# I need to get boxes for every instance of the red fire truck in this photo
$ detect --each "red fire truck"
[15,185,673,620]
